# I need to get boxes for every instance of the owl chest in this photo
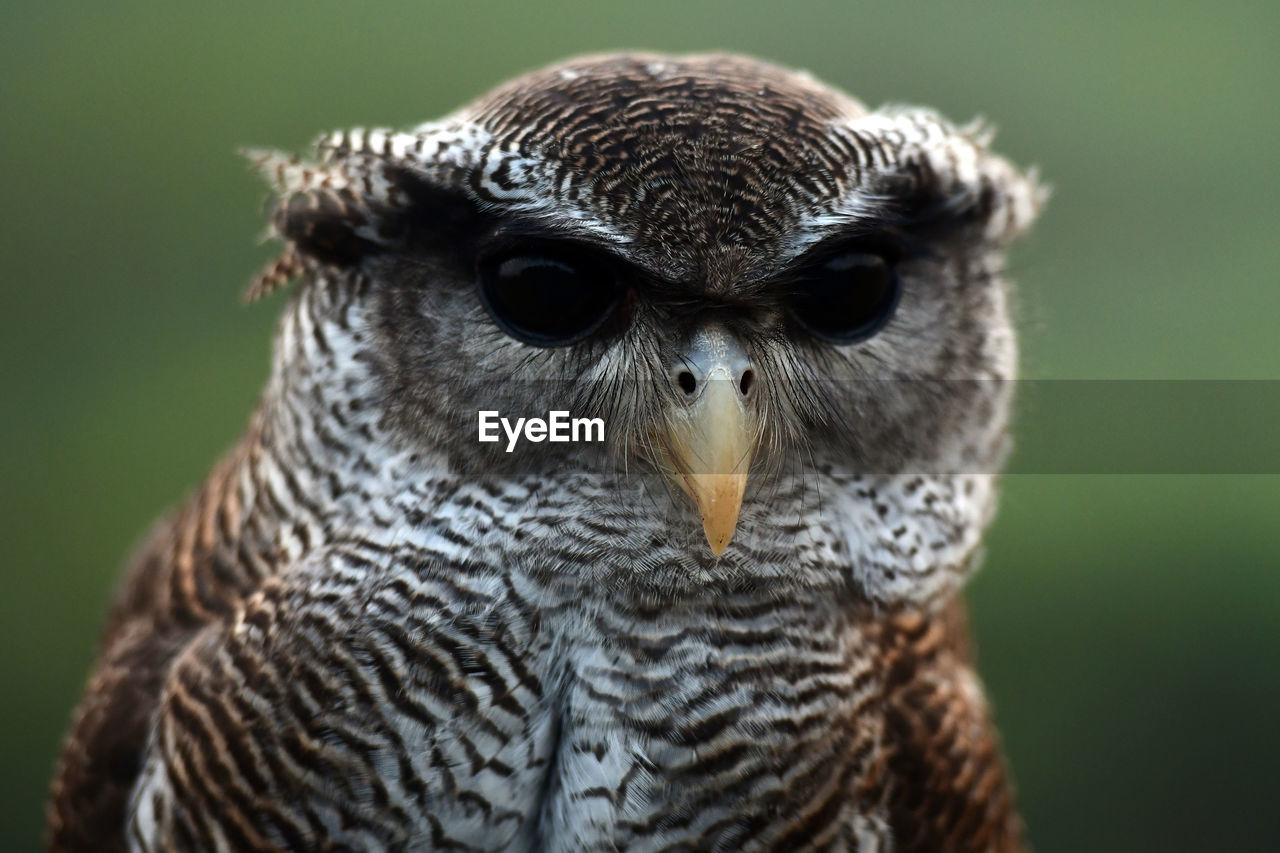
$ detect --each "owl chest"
[537,606,891,851]
[362,562,888,849]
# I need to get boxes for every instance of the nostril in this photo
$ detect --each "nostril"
[739,369,755,397]
[677,370,697,396]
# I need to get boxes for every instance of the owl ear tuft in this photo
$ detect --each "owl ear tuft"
[850,110,1048,248]
[241,147,402,300]
[244,250,307,303]
[274,190,383,268]
[241,144,485,301]
[914,123,1048,246]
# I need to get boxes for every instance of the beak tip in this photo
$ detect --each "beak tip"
[702,516,737,557]
[689,473,748,559]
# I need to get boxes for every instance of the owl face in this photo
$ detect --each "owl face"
[257,53,1042,597]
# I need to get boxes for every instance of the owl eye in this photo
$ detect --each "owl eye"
[477,248,623,347]
[787,250,901,344]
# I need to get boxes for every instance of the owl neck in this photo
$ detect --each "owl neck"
[199,275,437,574]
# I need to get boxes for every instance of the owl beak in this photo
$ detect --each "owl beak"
[661,327,757,557]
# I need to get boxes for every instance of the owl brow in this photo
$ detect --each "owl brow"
[792,181,995,267]
[780,219,932,276]
[475,217,631,254]
[386,166,638,255]
[386,170,497,239]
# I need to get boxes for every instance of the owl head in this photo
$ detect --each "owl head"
[248,53,1044,602]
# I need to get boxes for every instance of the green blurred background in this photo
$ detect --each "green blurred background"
[3,2,1277,850]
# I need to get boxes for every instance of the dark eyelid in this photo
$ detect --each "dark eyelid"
[784,182,1001,274]
[788,227,932,275]
[475,229,617,262]
[470,230,677,296]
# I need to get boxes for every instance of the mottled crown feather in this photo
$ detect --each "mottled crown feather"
[245,52,1045,300]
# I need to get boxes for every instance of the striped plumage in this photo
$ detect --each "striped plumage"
[49,53,1042,851]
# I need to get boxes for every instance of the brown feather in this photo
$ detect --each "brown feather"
[880,599,1026,851]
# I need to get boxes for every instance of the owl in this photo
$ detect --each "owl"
[48,53,1044,852]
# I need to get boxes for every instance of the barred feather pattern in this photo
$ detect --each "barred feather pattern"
[49,53,1039,851]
